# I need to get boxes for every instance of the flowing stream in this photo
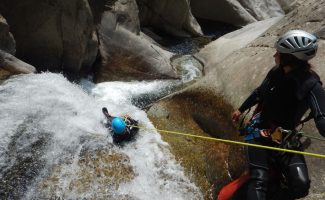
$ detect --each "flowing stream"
[0,58,203,199]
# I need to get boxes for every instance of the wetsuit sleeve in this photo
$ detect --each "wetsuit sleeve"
[308,83,325,137]
[238,72,272,113]
[238,89,260,113]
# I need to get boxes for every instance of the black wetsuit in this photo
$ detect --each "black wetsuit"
[238,66,325,200]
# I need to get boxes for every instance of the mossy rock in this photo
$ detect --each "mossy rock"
[147,89,246,199]
[38,145,135,199]
[0,68,11,81]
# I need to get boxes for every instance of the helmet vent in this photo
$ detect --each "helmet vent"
[303,37,309,45]
[276,30,318,60]
[294,36,300,47]
[280,43,290,49]
[286,39,295,48]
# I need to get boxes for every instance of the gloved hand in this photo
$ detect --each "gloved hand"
[232,110,242,123]
[260,129,271,137]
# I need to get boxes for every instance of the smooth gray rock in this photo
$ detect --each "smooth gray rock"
[276,0,303,13]
[190,0,286,26]
[195,17,283,72]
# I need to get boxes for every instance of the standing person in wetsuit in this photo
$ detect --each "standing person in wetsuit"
[232,30,325,200]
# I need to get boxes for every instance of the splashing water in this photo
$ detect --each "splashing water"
[0,73,202,199]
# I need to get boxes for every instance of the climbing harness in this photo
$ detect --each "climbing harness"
[239,113,263,141]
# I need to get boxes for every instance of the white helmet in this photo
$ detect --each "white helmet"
[275,30,318,61]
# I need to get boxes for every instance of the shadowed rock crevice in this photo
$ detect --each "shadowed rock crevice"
[136,0,203,37]
[192,114,235,141]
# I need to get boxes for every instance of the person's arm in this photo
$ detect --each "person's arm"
[233,69,275,123]
[238,67,276,112]
[308,82,325,137]
[232,82,265,122]
[232,67,277,122]
[238,89,261,113]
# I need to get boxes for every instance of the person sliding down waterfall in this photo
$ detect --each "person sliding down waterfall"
[102,107,139,144]
[230,30,325,200]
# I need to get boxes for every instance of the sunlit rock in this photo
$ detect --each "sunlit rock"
[276,0,304,13]
[195,17,282,73]
[190,0,287,26]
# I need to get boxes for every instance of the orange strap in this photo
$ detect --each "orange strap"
[217,173,250,200]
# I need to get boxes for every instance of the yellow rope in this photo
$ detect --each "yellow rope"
[129,125,325,159]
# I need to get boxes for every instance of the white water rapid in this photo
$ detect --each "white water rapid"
[0,62,203,199]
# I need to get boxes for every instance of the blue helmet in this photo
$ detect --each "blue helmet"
[112,117,126,134]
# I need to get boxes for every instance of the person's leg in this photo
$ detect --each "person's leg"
[247,167,269,200]
[102,107,108,114]
[246,141,270,200]
[102,107,111,119]
[280,154,310,199]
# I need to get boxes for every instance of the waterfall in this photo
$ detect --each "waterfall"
[0,72,202,199]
